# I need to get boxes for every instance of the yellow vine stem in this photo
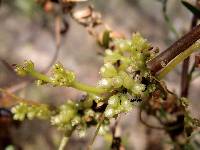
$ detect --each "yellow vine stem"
[73,81,107,95]
[30,71,107,95]
[157,40,200,79]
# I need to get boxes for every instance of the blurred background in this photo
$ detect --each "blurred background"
[0,0,199,149]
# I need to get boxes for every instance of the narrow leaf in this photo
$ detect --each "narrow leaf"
[181,1,200,18]
[102,30,110,48]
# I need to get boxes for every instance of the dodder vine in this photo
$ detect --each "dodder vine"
[11,26,200,150]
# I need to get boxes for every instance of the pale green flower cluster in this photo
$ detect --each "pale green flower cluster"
[11,102,51,120]
[13,33,157,137]
[50,101,79,134]
[36,63,76,86]
[50,63,76,86]
[98,33,156,117]
[11,99,109,136]
[98,33,152,91]
[15,60,34,76]
[105,94,133,118]
[50,100,110,136]
[15,61,76,87]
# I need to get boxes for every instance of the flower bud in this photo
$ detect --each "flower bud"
[108,95,120,108]
[105,106,115,118]
[100,63,117,78]
[15,60,34,76]
[24,60,34,72]
[91,95,103,103]
[71,116,81,126]
[147,84,156,93]
[115,39,132,52]
[83,95,93,108]
[132,33,150,52]
[51,63,76,86]
[111,76,123,88]
[132,83,145,95]
[120,95,133,112]
[84,109,95,118]
[97,78,112,89]
[119,71,134,89]
[11,102,28,121]
[15,66,27,76]
[104,50,122,63]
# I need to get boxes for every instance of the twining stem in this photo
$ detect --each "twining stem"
[29,71,106,95]
[73,81,107,95]
[157,40,200,79]
[30,71,52,83]
[58,135,69,150]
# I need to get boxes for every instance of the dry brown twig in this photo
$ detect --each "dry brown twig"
[181,0,200,97]
[147,24,200,74]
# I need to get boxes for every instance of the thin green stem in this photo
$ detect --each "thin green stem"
[58,135,69,150]
[30,71,52,83]
[157,40,200,79]
[88,114,104,150]
[29,70,107,95]
[164,15,179,38]
[73,81,107,95]
[160,0,179,39]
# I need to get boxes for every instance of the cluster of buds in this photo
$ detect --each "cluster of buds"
[105,94,133,118]
[12,33,158,138]
[11,102,51,120]
[50,63,75,86]
[15,60,34,76]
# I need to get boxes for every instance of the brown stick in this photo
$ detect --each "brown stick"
[181,57,190,97]
[147,24,200,74]
[181,19,198,97]
[181,1,199,97]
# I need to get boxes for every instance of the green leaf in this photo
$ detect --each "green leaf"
[102,30,110,48]
[181,1,200,18]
